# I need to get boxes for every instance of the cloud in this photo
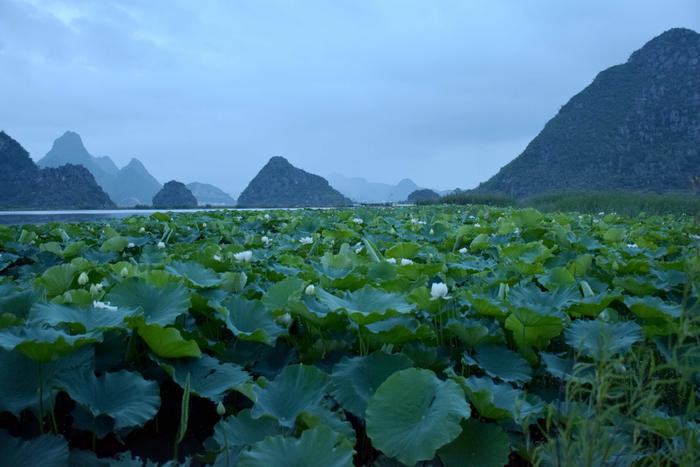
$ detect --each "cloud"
[1,0,698,194]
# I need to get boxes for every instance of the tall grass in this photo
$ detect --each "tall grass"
[423,190,700,216]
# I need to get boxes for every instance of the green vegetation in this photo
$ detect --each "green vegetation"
[0,206,698,465]
[427,190,700,217]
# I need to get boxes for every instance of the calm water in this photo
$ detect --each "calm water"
[0,209,227,225]
[0,207,320,225]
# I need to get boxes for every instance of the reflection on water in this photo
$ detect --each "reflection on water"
[0,209,224,225]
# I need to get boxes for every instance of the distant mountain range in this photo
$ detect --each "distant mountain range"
[187,182,236,206]
[238,156,351,208]
[477,28,700,198]
[37,131,235,207]
[0,131,114,209]
[328,174,424,203]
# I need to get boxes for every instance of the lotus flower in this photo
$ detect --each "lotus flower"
[93,300,118,311]
[352,217,364,225]
[78,272,89,285]
[458,247,468,254]
[261,236,271,245]
[127,242,135,248]
[430,282,449,300]
[157,241,166,249]
[305,284,316,295]
[139,227,146,233]
[400,258,413,266]
[216,402,226,417]
[299,236,313,245]
[386,258,397,264]
[233,250,253,262]
[120,267,129,278]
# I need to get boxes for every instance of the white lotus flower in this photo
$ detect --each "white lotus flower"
[305,284,316,296]
[626,243,639,249]
[233,250,253,262]
[355,246,363,254]
[261,236,271,245]
[139,227,146,234]
[468,215,476,220]
[213,254,222,261]
[89,283,103,296]
[598,211,605,216]
[120,267,129,278]
[202,222,207,228]
[216,402,226,417]
[474,223,481,228]
[429,229,434,235]
[690,234,700,240]
[410,218,426,225]
[430,282,449,300]
[386,258,397,264]
[279,312,292,325]
[93,300,118,311]
[127,242,135,248]
[458,247,468,254]
[400,258,413,266]
[352,217,364,225]
[157,241,166,249]
[264,214,271,220]
[299,236,313,245]
[78,272,89,285]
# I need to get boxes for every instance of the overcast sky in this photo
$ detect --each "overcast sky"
[1,1,698,196]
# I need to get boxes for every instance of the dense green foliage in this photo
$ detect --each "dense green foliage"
[477,28,700,198]
[435,190,515,207]
[0,206,698,465]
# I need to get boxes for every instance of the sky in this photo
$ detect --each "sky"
[1,1,698,197]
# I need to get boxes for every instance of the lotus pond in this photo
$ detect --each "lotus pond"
[0,207,698,466]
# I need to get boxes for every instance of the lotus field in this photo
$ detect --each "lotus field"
[0,207,698,466]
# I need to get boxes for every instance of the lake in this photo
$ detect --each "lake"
[0,209,230,225]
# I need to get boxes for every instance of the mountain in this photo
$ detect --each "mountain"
[237,157,352,208]
[0,131,114,209]
[187,182,236,206]
[477,28,700,198]
[327,173,424,203]
[152,180,198,209]
[38,132,162,206]
[388,178,421,202]
[109,158,162,207]
[407,189,441,204]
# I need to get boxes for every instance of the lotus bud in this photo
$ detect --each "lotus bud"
[400,258,413,266]
[305,284,316,296]
[120,267,129,278]
[216,402,226,417]
[157,241,166,249]
[127,242,135,249]
[458,247,468,254]
[78,272,89,285]
[430,282,449,300]
[139,227,146,233]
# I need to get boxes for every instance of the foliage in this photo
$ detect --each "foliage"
[0,205,698,465]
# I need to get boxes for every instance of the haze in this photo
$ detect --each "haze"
[1,0,698,196]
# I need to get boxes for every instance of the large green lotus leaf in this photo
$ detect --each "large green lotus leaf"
[508,284,579,314]
[0,252,19,271]
[238,425,353,467]
[464,292,508,319]
[314,252,356,279]
[471,345,532,385]
[0,283,36,319]
[262,276,305,311]
[456,375,542,424]
[36,264,77,297]
[137,323,201,358]
[366,368,470,465]
[224,296,286,346]
[446,317,505,348]
[28,302,134,332]
[565,320,641,360]
[315,285,414,325]
[384,242,420,259]
[613,275,658,296]
[364,316,434,345]
[565,291,621,318]
[100,235,129,253]
[157,354,250,402]
[0,431,69,467]
[165,261,222,288]
[251,364,330,428]
[540,352,594,383]
[505,307,565,351]
[0,347,93,416]
[68,449,144,467]
[437,418,511,467]
[623,296,682,321]
[330,351,412,417]
[299,400,356,444]
[213,408,281,448]
[0,326,100,362]
[108,278,190,326]
[510,208,543,229]
[57,368,160,430]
